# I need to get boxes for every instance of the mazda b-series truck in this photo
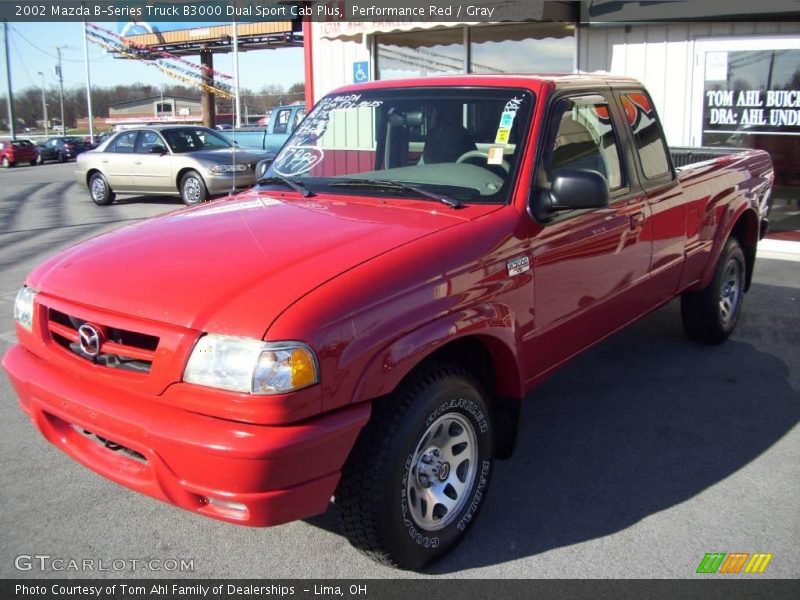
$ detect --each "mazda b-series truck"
[3,74,773,570]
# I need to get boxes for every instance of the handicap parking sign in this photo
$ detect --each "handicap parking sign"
[353,61,369,83]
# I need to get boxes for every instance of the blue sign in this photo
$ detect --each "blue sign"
[352,61,369,84]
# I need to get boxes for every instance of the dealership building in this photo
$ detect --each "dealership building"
[303,1,800,237]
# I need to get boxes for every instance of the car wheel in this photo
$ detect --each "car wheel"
[681,237,746,345]
[88,172,115,206]
[30,160,37,167]
[336,364,494,570]
[36,155,44,165]
[180,171,208,206]
[2,156,10,168]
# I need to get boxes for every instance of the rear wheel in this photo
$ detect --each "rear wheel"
[336,364,494,570]
[29,160,37,167]
[36,155,44,165]
[681,237,746,344]
[180,171,208,206]
[89,172,115,206]
[2,156,11,168]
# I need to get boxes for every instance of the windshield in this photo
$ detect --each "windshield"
[263,87,534,204]
[161,127,232,153]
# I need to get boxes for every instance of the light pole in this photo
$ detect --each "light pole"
[37,71,48,138]
[55,46,65,134]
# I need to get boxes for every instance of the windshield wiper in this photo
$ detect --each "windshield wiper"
[328,179,463,209]
[256,175,314,197]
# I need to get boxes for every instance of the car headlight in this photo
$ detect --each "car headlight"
[13,286,37,332]
[210,164,248,173]
[183,334,318,395]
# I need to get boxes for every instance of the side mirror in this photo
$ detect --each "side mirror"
[149,144,167,155]
[533,169,609,221]
[255,157,274,179]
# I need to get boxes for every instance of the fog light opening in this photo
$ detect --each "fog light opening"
[205,496,248,517]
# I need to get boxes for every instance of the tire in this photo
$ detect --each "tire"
[30,160,37,167]
[681,237,746,345]
[88,172,115,206]
[180,171,208,206]
[336,364,494,570]
[2,156,11,168]
[36,155,44,165]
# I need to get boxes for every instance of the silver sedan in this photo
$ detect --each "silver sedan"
[75,126,273,206]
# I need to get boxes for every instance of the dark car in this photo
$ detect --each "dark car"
[36,136,89,164]
[0,139,39,167]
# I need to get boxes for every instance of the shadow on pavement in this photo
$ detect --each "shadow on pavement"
[305,289,800,573]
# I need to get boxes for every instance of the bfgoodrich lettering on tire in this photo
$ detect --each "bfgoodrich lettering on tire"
[335,364,494,570]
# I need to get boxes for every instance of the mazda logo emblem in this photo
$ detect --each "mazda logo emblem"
[78,324,103,357]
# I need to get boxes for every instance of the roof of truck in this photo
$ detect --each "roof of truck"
[333,73,643,95]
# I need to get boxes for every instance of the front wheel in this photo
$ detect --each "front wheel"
[681,237,746,344]
[89,172,115,206]
[336,365,494,570]
[180,171,208,206]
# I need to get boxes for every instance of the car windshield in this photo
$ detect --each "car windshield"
[161,127,232,153]
[263,87,534,204]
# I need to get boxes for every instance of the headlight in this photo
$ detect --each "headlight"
[183,334,318,395]
[210,164,248,173]
[13,286,37,332]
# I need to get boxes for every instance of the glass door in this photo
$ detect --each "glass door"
[691,37,800,239]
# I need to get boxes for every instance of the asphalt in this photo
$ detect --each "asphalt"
[0,162,798,579]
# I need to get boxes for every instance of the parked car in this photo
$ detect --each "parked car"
[0,139,39,167]
[223,104,305,152]
[75,126,273,206]
[36,136,89,164]
[3,75,773,570]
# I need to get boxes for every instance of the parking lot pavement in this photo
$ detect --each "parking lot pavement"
[0,163,798,579]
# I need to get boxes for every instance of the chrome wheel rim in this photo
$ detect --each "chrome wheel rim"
[90,178,106,201]
[719,257,743,325]
[2,157,8,167]
[183,178,201,204]
[406,412,478,531]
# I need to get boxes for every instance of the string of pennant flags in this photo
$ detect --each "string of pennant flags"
[85,23,236,99]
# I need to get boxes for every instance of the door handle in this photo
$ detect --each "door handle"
[630,212,645,230]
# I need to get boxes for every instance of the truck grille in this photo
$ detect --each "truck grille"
[47,308,159,374]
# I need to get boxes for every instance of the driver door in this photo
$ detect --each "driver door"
[526,93,653,379]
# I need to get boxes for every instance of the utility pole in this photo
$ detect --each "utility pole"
[3,22,16,140]
[82,21,94,143]
[55,46,65,134]
[232,19,241,128]
[37,71,48,138]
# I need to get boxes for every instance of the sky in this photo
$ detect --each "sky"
[6,22,305,94]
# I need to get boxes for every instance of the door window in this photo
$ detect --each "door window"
[135,131,164,154]
[109,131,138,153]
[543,97,625,191]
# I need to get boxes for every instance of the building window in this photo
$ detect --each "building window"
[376,28,465,80]
[155,101,174,117]
[470,23,575,73]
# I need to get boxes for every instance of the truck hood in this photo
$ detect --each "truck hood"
[28,190,478,338]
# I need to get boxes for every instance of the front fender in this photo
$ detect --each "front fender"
[351,303,524,405]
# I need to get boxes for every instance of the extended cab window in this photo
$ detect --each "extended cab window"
[272,109,291,134]
[622,92,672,180]
[543,97,624,191]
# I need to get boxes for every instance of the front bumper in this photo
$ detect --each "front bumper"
[2,344,369,527]
[205,172,257,195]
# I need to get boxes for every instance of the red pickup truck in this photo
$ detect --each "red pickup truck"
[3,74,772,570]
